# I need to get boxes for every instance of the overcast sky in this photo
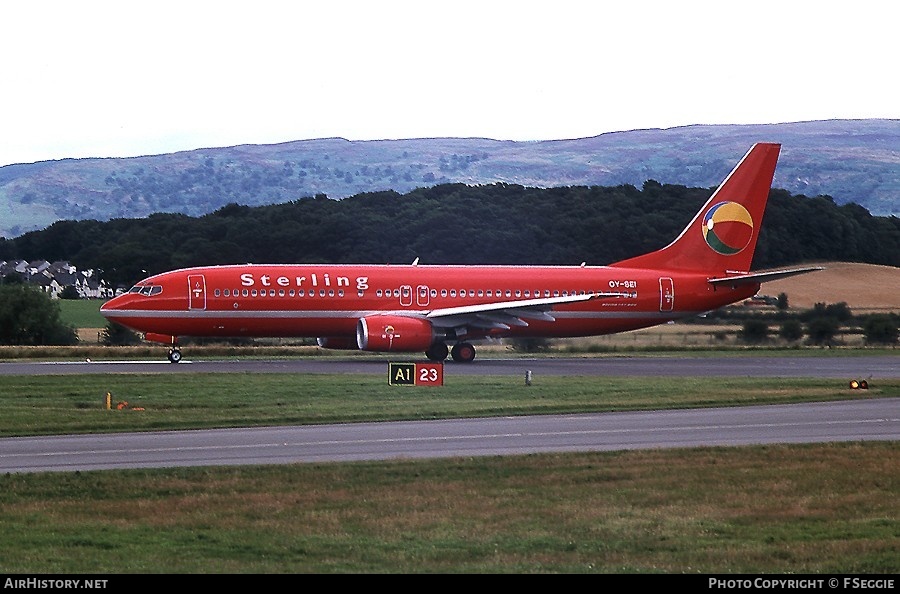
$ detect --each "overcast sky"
[2,0,895,167]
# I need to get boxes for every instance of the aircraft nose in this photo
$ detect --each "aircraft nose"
[99,294,130,316]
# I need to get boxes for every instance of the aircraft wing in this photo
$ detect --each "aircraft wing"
[707,266,824,287]
[424,292,625,330]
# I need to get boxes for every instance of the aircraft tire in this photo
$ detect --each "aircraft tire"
[425,342,449,361]
[451,342,476,363]
[168,348,183,364]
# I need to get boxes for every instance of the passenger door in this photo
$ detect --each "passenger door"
[188,274,207,310]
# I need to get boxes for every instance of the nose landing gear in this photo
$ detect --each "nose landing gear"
[167,347,182,364]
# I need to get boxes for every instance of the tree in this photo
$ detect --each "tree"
[779,320,804,342]
[739,320,769,344]
[101,321,142,346]
[0,284,78,345]
[60,285,81,299]
[862,315,898,345]
[807,302,853,323]
[776,292,789,310]
[806,317,840,346]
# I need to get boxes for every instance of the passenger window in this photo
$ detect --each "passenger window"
[214,289,221,297]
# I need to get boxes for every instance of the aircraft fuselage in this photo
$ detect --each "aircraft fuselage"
[101,263,758,341]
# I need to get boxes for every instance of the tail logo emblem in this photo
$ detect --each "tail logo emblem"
[702,201,754,255]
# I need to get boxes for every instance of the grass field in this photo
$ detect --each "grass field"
[0,372,897,573]
[11,290,896,573]
[3,373,897,437]
[0,443,895,573]
[58,298,107,329]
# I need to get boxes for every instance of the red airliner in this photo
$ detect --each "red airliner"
[100,143,821,363]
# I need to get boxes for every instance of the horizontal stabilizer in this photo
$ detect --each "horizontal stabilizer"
[708,266,824,287]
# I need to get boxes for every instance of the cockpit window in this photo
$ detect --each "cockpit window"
[128,284,163,296]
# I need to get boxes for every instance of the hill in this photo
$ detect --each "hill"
[0,119,897,238]
[765,262,900,313]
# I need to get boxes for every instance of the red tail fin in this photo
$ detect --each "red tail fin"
[611,143,781,274]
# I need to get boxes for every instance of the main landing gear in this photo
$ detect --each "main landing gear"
[143,333,183,363]
[425,341,476,363]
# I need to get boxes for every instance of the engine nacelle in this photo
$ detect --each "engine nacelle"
[356,316,435,353]
[316,337,358,350]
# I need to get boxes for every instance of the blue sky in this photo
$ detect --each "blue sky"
[2,0,895,167]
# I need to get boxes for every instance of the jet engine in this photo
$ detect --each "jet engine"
[356,316,435,352]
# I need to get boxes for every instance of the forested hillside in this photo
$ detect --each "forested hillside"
[2,182,897,287]
[0,119,897,237]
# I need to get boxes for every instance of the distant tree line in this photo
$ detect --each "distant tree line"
[704,297,898,347]
[1,181,898,288]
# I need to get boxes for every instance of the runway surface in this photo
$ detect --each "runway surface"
[1,354,898,378]
[1,397,897,474]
